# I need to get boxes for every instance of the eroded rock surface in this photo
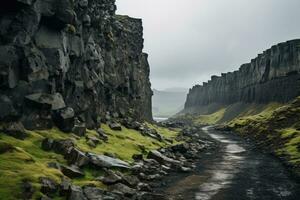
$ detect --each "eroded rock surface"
[0,0,153,132]
[184,40,300,112]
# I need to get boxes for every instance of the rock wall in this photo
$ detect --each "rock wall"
[185,40,300,111]
[0,0,152,131]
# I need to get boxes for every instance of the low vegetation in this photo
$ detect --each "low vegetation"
[177,98,300,177]
[0,123,180,199]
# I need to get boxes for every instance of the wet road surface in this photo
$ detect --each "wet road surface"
[164,126,300,200]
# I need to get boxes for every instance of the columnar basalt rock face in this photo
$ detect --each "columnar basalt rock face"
[0,0,153,130]
[185,40,300,111]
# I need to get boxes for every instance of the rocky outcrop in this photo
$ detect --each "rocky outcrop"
[0,0,152,131]
[185,40,300,112]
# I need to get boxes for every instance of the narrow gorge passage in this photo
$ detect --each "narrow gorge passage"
[164,127,300,200]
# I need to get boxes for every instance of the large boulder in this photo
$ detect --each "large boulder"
[147,150,181,165]
[82,187,105,200]
[52,139,75,155]
[2,121,28,139]
[25,93,66,110]
[108,183,136,197]
[67,148,89,167]
[86,153,131,169]
[67,185,87,200]
[40,177,58,197]
[109,122,122,131]
[52,107,75,132]
[72,121,86,137]
[61,165,85,178]
[100,170,122,185]
[96,128,108,142]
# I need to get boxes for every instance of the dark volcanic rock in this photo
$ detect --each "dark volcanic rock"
[0,0,153,130]
[184,40,300,113]
[72,122,86,137]
[96,128,108,142]
[40,177,58,197]
[100,170,123,185]
[109,122,122,131]
[147,150,180,165]
[22,180,35,200]
[59,177,72,196]
[61,165,85,178]
[67,185,87,200]
[25,93,66,111]
[52,107,75,132]
[82,186,105,200]
[67,148,89,167]
[108,183,136,197]
[2,121,28,139]
[86,153,131,169]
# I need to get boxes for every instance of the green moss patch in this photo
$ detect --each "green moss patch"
[193,108,226,125]
[77,124,179,162]
[0,122,180,199]
[0,131,65,200]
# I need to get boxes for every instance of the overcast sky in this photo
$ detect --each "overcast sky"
[116,0,300,90]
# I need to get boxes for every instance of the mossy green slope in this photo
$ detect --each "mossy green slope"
[0,123,179,199]
[227,97,300,176]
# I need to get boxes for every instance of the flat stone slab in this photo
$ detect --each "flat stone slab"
[86,153,130,169]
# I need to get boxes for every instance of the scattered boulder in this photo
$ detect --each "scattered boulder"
[82,186,105,200]
[171,143,190,154]
[52,107,75,132]
[22,180,35,200]
[67,148,89,167]
[67,185,87,200]
[59,177,72,196]
[137,183,151,192]
[141,127,163,141]
[61,165,85,178]
[100,170,122,185]
[72,122,86,137]
[122,174,140,187]
[52,139,75,155]
[96,128,108,142]
[86,153,131,169]
[109,122,122,131]
[108,183,136,197]
[147,150,180,165]
[25,93,66,111]
[40,177,58,197]
[86,135,100,148]
[2,121,28,139]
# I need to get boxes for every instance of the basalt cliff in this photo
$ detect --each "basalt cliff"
[184,40,300,114]
[0,0,153,132]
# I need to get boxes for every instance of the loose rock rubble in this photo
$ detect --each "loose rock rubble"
[36,120,214,200]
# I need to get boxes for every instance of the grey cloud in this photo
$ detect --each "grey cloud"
[116,0,300,90]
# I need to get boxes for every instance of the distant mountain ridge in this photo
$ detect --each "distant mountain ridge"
[152,88,188,118]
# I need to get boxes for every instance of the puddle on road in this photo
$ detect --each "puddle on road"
[195,127,246,200]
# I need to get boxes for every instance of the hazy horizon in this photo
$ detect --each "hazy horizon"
[116,0,300,90]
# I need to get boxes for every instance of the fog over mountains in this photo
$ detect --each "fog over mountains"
[152,88,188,118]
